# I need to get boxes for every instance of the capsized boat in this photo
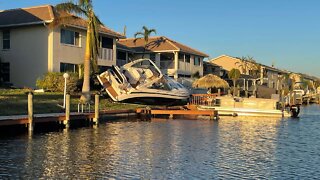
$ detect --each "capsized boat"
[97,59,190,102]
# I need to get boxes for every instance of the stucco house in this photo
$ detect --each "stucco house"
[0,5,125,88]
[210,55,288,91]
[117,36,208,80]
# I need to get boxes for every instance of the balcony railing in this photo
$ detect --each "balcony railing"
[178,61,190,72]
[189,93,220,106]
[99,48,113,61]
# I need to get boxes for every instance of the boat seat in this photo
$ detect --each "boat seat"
[124,68,141,85]
[144,69,154,79]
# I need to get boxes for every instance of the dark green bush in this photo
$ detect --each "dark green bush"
[36,72,79,92]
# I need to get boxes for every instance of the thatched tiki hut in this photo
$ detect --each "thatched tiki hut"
[192,74,229,94]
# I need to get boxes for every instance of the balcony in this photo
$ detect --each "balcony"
[178,61,190,72]
[99,48,113,61]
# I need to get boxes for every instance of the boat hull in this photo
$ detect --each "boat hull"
[198,105,290,117]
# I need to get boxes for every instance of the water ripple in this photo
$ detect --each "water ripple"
[1,105,320,178]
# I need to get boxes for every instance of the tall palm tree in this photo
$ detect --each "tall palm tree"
[235,56,253,75]
[134,26,156,57]
[228,68,241,96]
[55,0,102,103]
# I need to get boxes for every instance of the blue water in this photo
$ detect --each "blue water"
[0,105,320,179]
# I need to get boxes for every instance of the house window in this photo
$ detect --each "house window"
[60,63,78,73]
[185,54,190,63]
[178,53,184,62]
[194,56,201,66]
[117,50,126,60]
[149,53,156,61]
[0,62,10,82]
[2,30,10,50]
[100,36,113,49]
[60,29,80,46]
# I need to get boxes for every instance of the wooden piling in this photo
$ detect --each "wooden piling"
[28,92,34,132]
[217,89,221,96]
[93,94,99,124]
[293,91,296,105]
[64,94,70,128]
[281,90,285,110]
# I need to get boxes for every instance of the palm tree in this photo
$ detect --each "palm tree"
[55,0,102,103]
[228,68,241,96]
[235,56,253,75]
[134,26,156,57]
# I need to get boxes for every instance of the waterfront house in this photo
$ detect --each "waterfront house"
[203,61,227,78]
[0,5,125,88]
[210,55,288,91]
[118,36,209,80]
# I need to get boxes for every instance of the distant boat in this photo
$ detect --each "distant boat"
[191,95,291,117]
[97,59,190,102]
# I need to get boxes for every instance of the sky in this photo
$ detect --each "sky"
[1,0,320,77]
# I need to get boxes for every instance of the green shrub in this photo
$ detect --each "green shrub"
[36,72,79,92]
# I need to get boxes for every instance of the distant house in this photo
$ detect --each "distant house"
[0,5,125,88]
[203,61,227,78]
[118,36,208,79]
[210,55,287,91]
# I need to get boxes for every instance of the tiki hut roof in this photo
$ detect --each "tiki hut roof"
[192,74,229,89]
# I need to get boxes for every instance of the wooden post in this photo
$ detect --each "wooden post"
[237,89,240,97]
[28,92,34,132]
[245,90,248,98]
[93,94,99,124]
[281,90,285,110]
[64,94,70,128]
[293,91,296,105]
[228,89,231,96]
[217,89,221,96]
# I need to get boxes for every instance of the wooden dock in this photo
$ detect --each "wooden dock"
[0,110,136,127]
[136,108,219,120]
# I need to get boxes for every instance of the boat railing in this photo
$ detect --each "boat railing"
[190,93,219,106]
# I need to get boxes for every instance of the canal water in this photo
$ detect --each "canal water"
[1,105,320,179]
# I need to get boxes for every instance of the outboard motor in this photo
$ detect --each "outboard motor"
[290,105,300,118]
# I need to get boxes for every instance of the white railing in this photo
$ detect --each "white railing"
[99,48,113,61]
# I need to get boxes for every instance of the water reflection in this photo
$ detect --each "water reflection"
[1,105,320,179]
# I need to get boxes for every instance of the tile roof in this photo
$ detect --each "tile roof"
[0,5,125,38]
[118,36,208,57]
[0,5,54,27]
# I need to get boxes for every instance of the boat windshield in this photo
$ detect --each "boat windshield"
[149,77,172,91]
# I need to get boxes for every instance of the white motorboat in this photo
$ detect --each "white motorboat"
[97,59,190,102]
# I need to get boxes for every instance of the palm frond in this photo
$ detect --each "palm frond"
[56,2,87,17]
[134,32,144,38]
[48,15,76,29]
[149,28,157,34]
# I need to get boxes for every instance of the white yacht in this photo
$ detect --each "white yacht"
[97,59,190,102]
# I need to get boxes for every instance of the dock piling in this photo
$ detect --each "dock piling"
[293,91,296,105]
[28,92,34,132]
[93,94,99,124]
[64,94,70,128]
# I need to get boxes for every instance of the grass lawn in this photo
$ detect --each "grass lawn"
[0,89,146,116]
